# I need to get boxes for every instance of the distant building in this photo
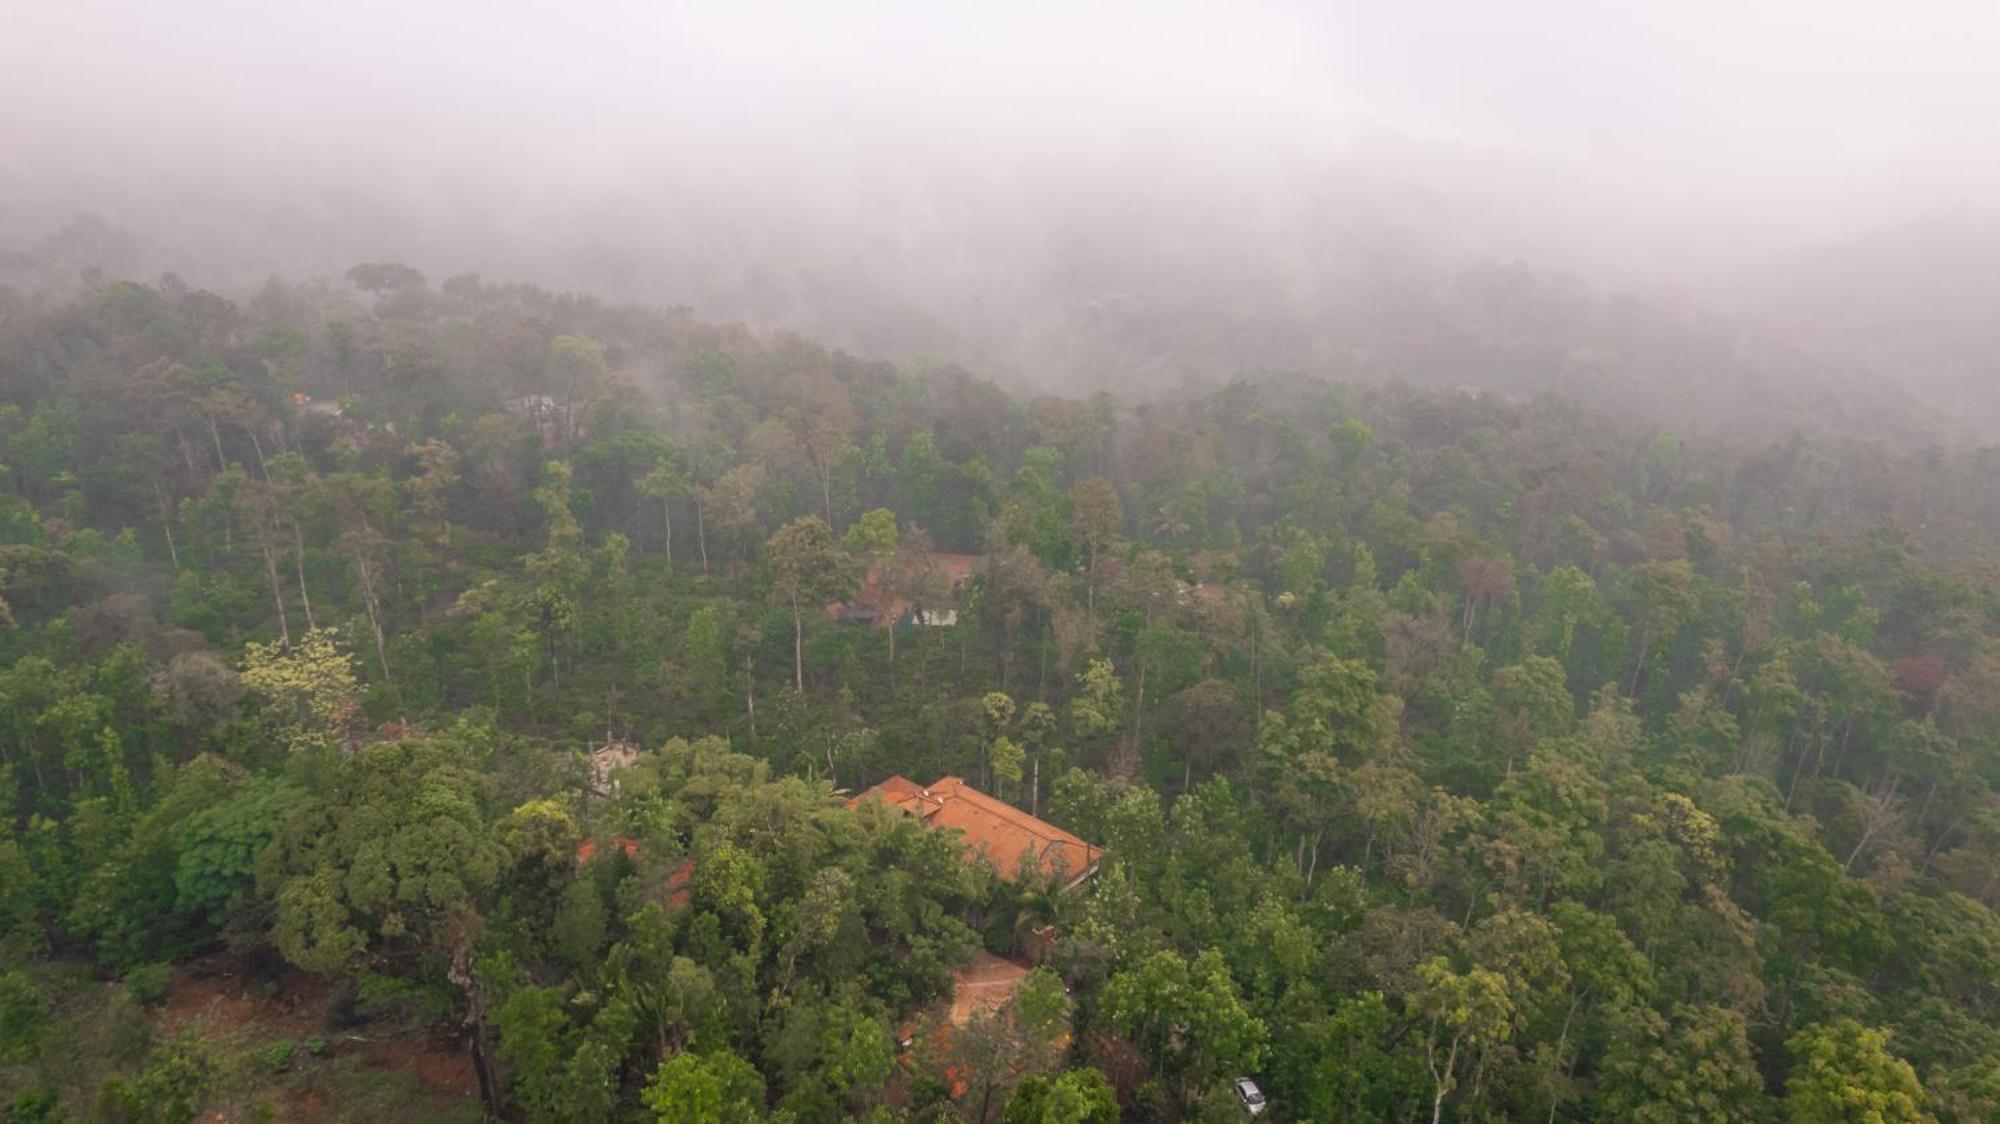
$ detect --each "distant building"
[587,739,641,796]
[291,392,344,419]
[503,393,559,420]
[847,775,1103,889]
[827,552,981,629]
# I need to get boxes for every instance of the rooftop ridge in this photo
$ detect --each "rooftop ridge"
[932,782,1097,851]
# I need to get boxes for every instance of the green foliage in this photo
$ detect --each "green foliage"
[1784,1020,1934,1124]
[9,265,2000,1122]
[172,776,302,925]
[641,1050,762,1123]
[239,628,361,754]
[0,971,52,1063]
[257,739,502,974]
[96,1035,214,1124]
[122,964,171,1007]
[1004,1068,1118,1124]
[1102,948,1265,1098]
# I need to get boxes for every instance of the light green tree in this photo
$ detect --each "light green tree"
[1783,1020,1933,1124]
[240,627,361,754]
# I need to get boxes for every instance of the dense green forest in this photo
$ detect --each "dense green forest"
[2,264,1998,1122]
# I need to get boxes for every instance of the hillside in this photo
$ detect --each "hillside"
[1,266,1997,1121]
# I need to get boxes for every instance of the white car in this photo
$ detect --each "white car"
[1234,1077,1268,1117]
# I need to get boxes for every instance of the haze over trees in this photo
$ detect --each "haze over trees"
[4,2,2000,1121]
[0,261,1993,1120]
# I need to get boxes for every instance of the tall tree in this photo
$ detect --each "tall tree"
[765,517,851,693]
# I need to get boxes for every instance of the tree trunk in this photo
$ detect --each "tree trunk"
[1130,661,1148,760]
[153,481,180,569]
[291,520,315,630]
[449,946,506,1120]
[1429,1032,1460,1124]
[1628,627,1651,695]
[694,496,710,575]
[1085,551,1096,637]
[791,595,805,693]
[1038,618,1049,699]
[352,546,394,691]
[260,541,291,643]
[661,498,674,572]
[174,426,198,476]
[745,649,758,744]
[204,413,227,471]
[247,427,269,479]
[1251,619,1260,700]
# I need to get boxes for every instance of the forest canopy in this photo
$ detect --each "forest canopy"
[0,265,1997,1122]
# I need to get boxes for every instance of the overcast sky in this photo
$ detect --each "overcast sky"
[6,1,2000,271]
[11,3,1999,163]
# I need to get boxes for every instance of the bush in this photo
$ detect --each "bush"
[124,964,171,1007]
[260,1038,299,1073]
[0,971,51,1063]
[7,1088,60,1123]
[260,1032,298,1064]
[97,1036,212,1124]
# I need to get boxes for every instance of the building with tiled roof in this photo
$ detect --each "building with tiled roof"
[846,775,1103,889]
[826,553,981,628]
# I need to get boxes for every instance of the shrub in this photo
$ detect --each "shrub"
[260,1038,299,1072]
[0,971,51,1063]
[124,963,171,1007]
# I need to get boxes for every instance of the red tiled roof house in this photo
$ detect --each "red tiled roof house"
[846,775,1103,890]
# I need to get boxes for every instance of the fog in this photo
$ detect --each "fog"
[6,1,2000,433]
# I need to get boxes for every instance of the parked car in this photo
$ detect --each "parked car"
[1234,1077,1268,1117]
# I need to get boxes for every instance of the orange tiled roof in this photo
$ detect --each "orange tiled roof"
[847,775,1102,885]
[575,838,692,909]
[575,835,640,865]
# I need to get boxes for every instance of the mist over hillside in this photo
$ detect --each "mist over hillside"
[0,152,1983,445]
[6,2,2000,440]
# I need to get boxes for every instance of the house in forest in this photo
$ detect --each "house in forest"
[586,737,641,796]
[291,392,344,419]
[827,553,981,628]
[846,775,1103,890]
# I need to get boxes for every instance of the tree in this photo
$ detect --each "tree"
[753,372,857,526]
[931,967,1074,1122]
[702,462,767,567]
[1596,1004,1765,1123]
[257,738,508,1109]
[637,449,687,571]
[1166,678,1249,793]
[766,517,852,693]
[548,334,607,454]
[1783,1020,1933,1124]
[1413,957,1517,1124]
[1626,559,1699,695]
[1066,658,1125,757]
[1070,476,1123,630]
[641,1050,763,1123]
[257,738,503,972]
[1101,948,1265,1104]
[239,627,361,754]
[844,507,902,682]
[1003,1068,1118,1124]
